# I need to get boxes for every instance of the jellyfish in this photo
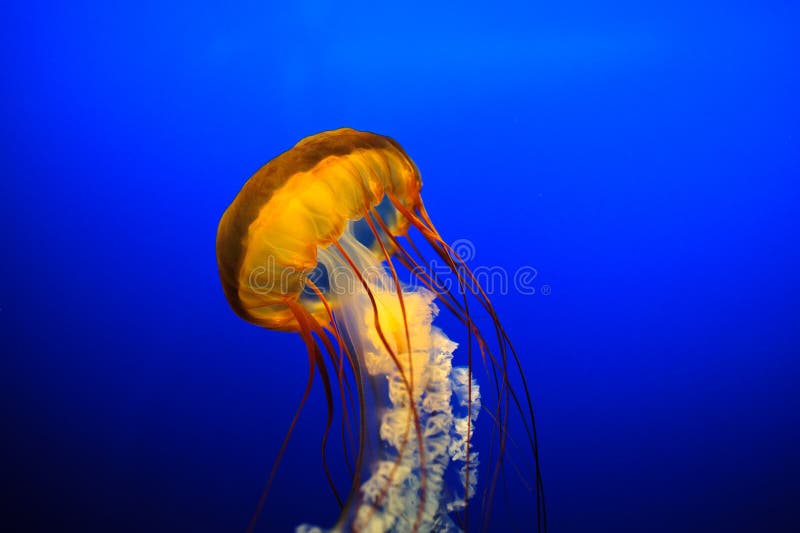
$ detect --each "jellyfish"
[216,128,545,532]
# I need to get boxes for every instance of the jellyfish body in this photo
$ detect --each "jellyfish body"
[216,129,545,532]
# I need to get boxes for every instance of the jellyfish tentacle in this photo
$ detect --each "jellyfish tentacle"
[373,206,529,529]
[304,280,369,520]
[480,404,536,495]
[423,237,529,531]
[403,232,521,531]
[394,233,522,527]
[379,221,514,520]
[294,301,346,510]
[290,301,348,510]
[316,340,345,509]
[428,237,547,532]
[389,194,547,532]
[405,218,478,530]
[306,280,360,485]
[432,239,547,533]
[246,301,318,533]
[391,195,511,528]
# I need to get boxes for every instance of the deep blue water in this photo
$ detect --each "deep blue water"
[2,1,799,532]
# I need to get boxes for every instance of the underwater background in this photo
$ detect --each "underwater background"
[2,1,798,532]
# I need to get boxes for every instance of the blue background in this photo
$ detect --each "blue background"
[2,1,798,531]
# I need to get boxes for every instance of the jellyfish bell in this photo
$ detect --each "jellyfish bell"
[216,129,420,332]
[216,128,546,532]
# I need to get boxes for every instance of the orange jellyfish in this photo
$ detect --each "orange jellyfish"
[216,128,545,532]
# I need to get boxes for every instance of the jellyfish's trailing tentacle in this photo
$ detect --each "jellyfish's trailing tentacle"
[387,192,504,508]
[308,281,370,530]
[306,280,360,483]
[246,301,319,533]
[428,236,547,532]
[371,207,524,528]
[384,206,479,528]
[299,303,347,510]
[405,209,526,520]
[387,194,547,532]
[479,405,535,493]
[374,208,521,530]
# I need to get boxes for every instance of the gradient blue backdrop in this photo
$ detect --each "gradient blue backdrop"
[2,1,798,532]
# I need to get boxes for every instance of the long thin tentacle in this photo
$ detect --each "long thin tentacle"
[389,194,547,532]
[246,304,318,533]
